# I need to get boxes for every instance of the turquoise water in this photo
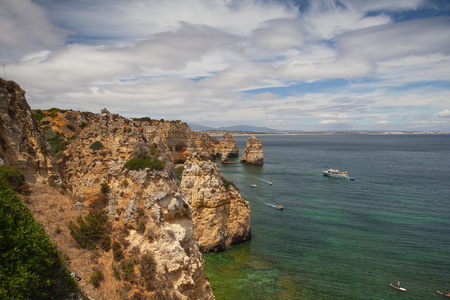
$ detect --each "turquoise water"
[203,134,450,300]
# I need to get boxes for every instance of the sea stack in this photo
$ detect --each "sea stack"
[240,135,264,165]
[217,133,239,158]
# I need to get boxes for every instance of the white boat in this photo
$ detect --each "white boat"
[323,168,350,179]
[251,184,258,187]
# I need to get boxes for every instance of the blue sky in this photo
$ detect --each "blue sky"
[1,0,450,131]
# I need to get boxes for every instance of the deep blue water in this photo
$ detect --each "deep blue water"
[203,134,450,300]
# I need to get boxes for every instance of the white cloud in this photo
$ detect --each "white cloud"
[338,16,450,62]
[2,0,450,131]
[434,109,450,118]
[0,0,68,61]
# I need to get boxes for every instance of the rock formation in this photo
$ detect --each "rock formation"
[0,78,60,183]
[180,155,251,252]
[60,112,214,299]
[0,81,215,299]
[217,133,239,162]
[240,135,264,165]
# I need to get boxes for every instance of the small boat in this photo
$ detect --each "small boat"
[269,182,273,185]
[323,168,351,179]
[251,184,258,187]
[276,205,283,210]
[437,290,450,297]
[390,283,406,292]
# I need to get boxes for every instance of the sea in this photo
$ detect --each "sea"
[203,134,450,300]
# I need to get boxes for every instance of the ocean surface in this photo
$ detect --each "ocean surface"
[203,134,450,300]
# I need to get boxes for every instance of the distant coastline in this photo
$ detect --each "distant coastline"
[204,130,450,136]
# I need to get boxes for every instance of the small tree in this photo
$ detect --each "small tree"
[101,108,110,114]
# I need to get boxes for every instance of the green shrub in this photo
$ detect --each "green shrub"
[44,129,67,153]
[0,165,29,194]
[100,234,111,252]
[90,270,104,288]
[67,210,110,250]
[124,156,164,171]
[100,183,109,195]
[41,120,50,125]
[33,109,45,123]
[112,263,121,280]
[90,141,104,151]
[66,124,76,131]
[112,241,124,261]
[140,252,156,290]
[121,258,135,282]
[0,177,78,298]
[79,122,88,129]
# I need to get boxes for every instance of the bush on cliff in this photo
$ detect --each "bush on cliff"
[124,155,164,171]
[0,165,29,194]
[90,140,104,151]
[67,209,110,250]
[0,177,78,299]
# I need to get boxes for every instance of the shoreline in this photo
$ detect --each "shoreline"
[205,131,450,136]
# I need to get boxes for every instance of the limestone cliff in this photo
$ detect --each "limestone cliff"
[180,156,251,252]
[60,113,214,299]
[240,135,264,165]
[0,78,60,183]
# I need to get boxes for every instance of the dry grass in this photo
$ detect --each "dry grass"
[23,184,127,299]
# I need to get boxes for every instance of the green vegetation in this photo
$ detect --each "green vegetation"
[124,155,164,171]
[222,176,232,190]
[140,252,156,290]
[0,165,29,194]
[79,122,88,129]
[67,210,110,250]
[112,241,124,261]
[33,109,45,123]
[90,270,104,288]
[0,177,78,299]
[90,141,104,151]
[66,124,76,131]
[112,263,121,280]
[132,117,152,122]
[44,129,68,153]
[120,258,135,282]
[100,182,109,195]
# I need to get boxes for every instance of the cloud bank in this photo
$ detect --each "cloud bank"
[1,0,449,131]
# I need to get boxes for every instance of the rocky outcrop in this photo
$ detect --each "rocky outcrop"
[0,79,60,183]
[240,135,264,165]
[60,113,214,299]
[217,133,239,160]
[180,155,251,252]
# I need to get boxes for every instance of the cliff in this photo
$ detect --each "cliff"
[180,155,251,252]
[0,78,254,299]
[60,113,214,299]
[0,79,60,184]
[240,135,264,165]
[0,80,215,299]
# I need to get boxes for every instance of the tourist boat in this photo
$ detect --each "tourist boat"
[251,184,258,187]
[323,168,350,179]
[390,283,406,292]
[276,205,283,210]
[437,290,450,297]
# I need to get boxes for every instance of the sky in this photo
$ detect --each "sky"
[1,0,450,131]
